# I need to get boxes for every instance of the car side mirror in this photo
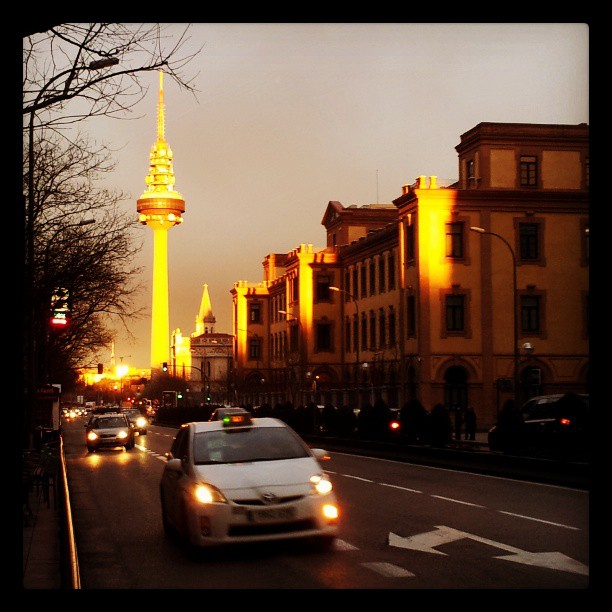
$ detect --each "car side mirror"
[311,448,330,461]
[165,458,182,471]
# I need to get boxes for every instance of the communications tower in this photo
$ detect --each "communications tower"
[137,71,185,370]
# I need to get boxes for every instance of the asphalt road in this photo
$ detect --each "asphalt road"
[61,419,590,589]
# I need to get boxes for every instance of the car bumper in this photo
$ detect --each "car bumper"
[182,495,339,547]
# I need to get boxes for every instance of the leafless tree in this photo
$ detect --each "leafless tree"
[26,129,144,385]
[22,24,202,416]
[23,23,201,135]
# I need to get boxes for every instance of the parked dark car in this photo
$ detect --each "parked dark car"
[488,393,589,459]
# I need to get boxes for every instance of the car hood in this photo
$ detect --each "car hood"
[193,456,322,500]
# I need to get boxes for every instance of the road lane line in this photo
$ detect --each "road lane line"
[361,562,415,578]
[380,483,423,494]
[498,511,581,530]
[342,474,374,483]
[430,495,485,508]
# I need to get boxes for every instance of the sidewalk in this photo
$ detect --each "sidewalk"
[22,477,62,589]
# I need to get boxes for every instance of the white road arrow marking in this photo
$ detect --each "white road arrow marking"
[388,525,588,576]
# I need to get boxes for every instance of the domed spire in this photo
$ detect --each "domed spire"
[137,70,185,224]
[194,284,216,336]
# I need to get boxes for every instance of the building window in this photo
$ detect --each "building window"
[316,274,331,301]
[344,270,350,296]
[369,260,376,296]
[519,223,539,260]
[388,307,396,346]
[445,223,464,259]
[291,276,299,302]
[249,302,261,323]
[406,295,416,338]
[521,295,540,333]
[466,159,475,185]
[445,295,464,332]
[249,338,261,360]
[352,268,358,299]
[379,257,386,293]
[388,252,396,290]
[519,155,538,187]
[344,317,351,353]
[361,314,368,349]
[405,223,415,262]
[315,322,332,352]
[581,222,589,266]
[379,308,386,346]
[289,325,298,353]
[352,315,358,356]
[369,310,376,349]
[360,265,367,298]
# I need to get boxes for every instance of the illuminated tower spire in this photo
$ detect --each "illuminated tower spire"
[137,71,186,370]
[194,283,216,336]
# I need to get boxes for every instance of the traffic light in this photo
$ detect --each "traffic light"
[162,362,168,372]
[97,363,104,374]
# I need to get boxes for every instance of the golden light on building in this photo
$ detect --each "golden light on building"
[137,71,186,369]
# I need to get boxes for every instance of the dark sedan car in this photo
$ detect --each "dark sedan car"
[488,393,589,459]
[121,408,149,435]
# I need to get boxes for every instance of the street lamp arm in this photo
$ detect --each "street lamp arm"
[330,286,360,365]
[470,226,520,403]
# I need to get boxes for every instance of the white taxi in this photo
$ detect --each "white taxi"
[159,411,339,549]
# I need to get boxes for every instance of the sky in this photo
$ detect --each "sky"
[89,23,589,369]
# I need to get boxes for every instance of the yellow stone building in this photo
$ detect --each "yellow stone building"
[231,122,589,427]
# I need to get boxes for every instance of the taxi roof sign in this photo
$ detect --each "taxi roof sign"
[222,411,252,427]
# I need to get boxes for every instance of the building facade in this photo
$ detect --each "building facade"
[230,122,589,427]
[170,284,233,405]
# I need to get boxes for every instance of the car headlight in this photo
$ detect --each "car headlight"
[194,483,227,504]
[87,431,98,441]
[310,474,333,495]
[136,417,147,428]
[117,430,128,439]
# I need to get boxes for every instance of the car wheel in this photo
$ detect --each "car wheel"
[87,446,96,453]
[141,430,147,436]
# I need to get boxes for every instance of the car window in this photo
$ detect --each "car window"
[93,416,127,428]
[193,427,310,465]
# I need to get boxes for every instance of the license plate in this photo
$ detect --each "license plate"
[248,507,296,522]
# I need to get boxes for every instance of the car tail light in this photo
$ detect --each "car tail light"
[389,420,401,431]
[559,418,571,427]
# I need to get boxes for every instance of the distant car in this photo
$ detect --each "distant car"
[85,412,135,453]
[208,407,251,423]
[489,393,589,459]
[121,408,149,435]
[159,413,339,549]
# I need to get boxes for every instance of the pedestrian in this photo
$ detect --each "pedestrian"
[453,404,463,441]
[464,406,477,440]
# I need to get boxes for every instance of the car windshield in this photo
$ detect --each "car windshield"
[93,417,127,429]
[193,427,310,465]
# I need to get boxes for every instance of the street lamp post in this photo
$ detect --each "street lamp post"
[279,310,301,405]
[330,286,362,407]
[329,287,360,366]
[470,226,520,404]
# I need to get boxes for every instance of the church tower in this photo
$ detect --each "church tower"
[137,71,185,370]
[194,283,216,336]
